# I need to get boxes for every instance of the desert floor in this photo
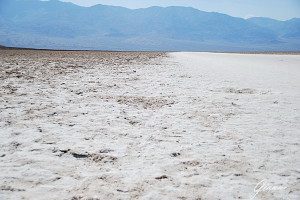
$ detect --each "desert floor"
[0,50,299,200]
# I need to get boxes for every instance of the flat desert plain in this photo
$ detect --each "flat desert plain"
[0,50,299,200]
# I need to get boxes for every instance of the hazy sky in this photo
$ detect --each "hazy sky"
[60,0,300,20]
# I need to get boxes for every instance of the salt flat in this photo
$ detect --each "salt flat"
[0,50,299,200]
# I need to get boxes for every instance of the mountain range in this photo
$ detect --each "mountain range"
[0,0,299,51]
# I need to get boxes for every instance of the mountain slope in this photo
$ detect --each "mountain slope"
[0,0,299,51]
[248,17,300,39]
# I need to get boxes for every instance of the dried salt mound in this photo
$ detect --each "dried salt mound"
[225,87,255,94]
[116,96,175,109]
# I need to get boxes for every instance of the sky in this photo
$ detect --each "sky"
[61,0,300,20]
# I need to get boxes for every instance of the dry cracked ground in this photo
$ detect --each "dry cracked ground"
[0,50,299,200]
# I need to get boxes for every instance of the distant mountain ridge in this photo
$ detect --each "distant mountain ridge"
[247,17,300,39]
[0,0,299,51]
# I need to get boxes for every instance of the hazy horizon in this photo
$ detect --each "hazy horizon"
[1,0,300,51]
[59,0,300,20]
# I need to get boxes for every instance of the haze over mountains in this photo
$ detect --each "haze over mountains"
[0,0,299,51]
